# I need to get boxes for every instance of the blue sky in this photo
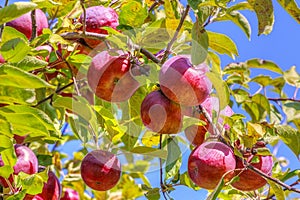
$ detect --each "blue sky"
[2,0,300,199]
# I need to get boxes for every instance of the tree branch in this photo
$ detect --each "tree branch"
[243,159,300,194]
[34,82,74,107]
[268,97,300,103]
[160,5,190,64]
[30,9,37,41]
[60,32,161,63]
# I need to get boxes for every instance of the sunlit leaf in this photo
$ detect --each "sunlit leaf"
[246,59,283,74]
[283,66,300,87]
[119,1,148,27]
[0,2,37,25]
[248,0,274,35]
[128,146,167,160]
[275,125,300,158]
[165,137,181,180]
[191,23,208,65]
[267,180,285,200]
[277,0,300,24]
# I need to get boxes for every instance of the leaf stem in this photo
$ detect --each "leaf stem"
[30,9,37,41]
[160,5,191,64]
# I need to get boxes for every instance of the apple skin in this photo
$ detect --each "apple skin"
[231,155,273,191]
[87,50,139,102]
[159,55,212,106]
[0,54,5,63]
[141,90,183,134]
[13,135,27,144]
[0,144,38,188]
[188,141,236,190]
[80,150,121,191]
[184,97,234,146]
[31,167,62,200]
[6,9,48,40]
[79,6,119,48]
[61,188,80,200]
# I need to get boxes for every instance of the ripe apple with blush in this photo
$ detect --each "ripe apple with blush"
[79,6,119,48]
[80,150,121,191]
[87,50,139,102]
[231,153,273,191]
[184,97,234,146]
[6,9,48,40]
[61,188,80,200]
[159,55,212,106]
[188,141,236,190]
[0,144,38,188]
[141,90,183,134]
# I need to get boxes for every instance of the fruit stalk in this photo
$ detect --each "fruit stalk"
[160,5,191,64]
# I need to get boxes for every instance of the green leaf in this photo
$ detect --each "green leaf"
[129,146,168,160]
[283,66,300,87]
[252,93,270,116]
[0,86,36,105]
[276,0,300,24]
[0,2,37,25]
[227,2,253,12]
[0,135,13,152]
[206,177,225,200]
[248,0,274,35]
[12,56,48,72]
[275,125,300,158]
[179,172,200,190]
[119,1,148,27]
[1,147,17,167]
[145,188,160,200]
[141,131,160,147]
[246,59,283,74]
[207,31,238,59]
[0,64,52,88]
[283,102,300,122]
[191,23,208,65]
[19,171,47,195]
[0,165,14,179]
[267,180,285,200]
[165,138,182,180]
[206,72,230,110]
[188,0,203,10]
[0,38,31,63]
[216,11,251,39]
[251,75,272,87]
[1,26,28,43]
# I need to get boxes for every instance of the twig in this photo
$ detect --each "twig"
[0,0,9,39]
[5,0,9,6]
[60,32,161,64]
[159,134,167,200]
[203,8,220,27]
[160,5,190,64]
[268,97,300,103]
[51,123,68,152]
[148,0,163,12]
[34,82,74,107]
[30,9,37,41]
[80,0,86,35]
[293,87,299,99]
[108,0,119,7]
[243,160,300,194]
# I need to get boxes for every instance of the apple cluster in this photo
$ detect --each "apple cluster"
[0,145,79,199]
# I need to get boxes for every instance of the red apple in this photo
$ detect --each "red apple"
[231,155,273,191]
[6,9,48,40]
[61,188,80,200]
[87,50,139,102]
[141,90,183,134]
[79,6,119,48]
[0,144,38,187]
[188,141,236,190]
[184,97,234,146]
[80,150,121,191]
[0,54,5,63]
[31,167,62,200]
[159,55,212,106]
[13,135,27,144]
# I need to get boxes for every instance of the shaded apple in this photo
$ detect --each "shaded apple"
[159,55,212,106]
[141,90,183,134]
[184,97,234,146]
[0,144,38,188]
[79,6,119,48]
[61,188,80,200]
[6,9,48,40]
[80,150,121,191]
[13,134,27,144]
[188,141,236,190]
[231,155,273,191]
[31,167,62,200]
[87,50,139,102]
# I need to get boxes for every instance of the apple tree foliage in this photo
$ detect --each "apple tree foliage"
[0,0,300,199]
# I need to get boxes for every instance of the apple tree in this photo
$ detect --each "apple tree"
[0,0,300,199]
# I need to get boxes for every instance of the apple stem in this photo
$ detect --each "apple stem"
[160,5,191,64]
[30,9,37,42]
[241,158,300,194]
